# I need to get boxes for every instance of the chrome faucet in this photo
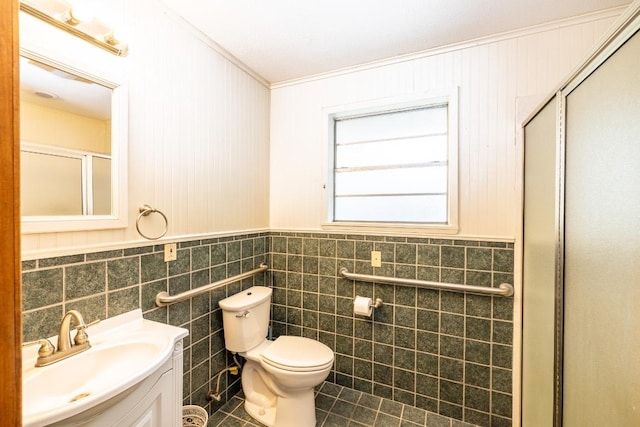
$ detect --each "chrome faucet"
[23,310,97,367]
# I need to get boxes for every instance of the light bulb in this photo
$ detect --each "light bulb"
[68,0,96,23]
[112,27,127,41]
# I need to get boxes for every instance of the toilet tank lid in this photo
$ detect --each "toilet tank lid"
[219,286,272,311]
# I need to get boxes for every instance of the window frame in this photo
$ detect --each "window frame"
[322,90,459,234]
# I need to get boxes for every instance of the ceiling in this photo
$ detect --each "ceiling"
[161,0,631,84]
[20,56,112,120]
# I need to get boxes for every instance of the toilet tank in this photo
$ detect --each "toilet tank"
[218,286,272,353]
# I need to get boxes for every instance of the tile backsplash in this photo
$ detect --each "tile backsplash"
[269,232,513,427]
[21,231,513,426]
[21,233,269,412]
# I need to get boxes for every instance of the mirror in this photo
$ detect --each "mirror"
[21,56,112,216]
[19,49,128,233]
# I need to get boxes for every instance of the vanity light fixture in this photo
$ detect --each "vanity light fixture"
[19,0,128,56]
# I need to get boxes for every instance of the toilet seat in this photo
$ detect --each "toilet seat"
[261,336,334,372]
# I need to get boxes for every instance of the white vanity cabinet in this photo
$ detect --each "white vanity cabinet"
[50,341,185,427]
[107,342,184,427]
[23,310,189,427]
[124,369,175,427]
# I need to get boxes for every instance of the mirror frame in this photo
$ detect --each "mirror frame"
[19,47,128,234]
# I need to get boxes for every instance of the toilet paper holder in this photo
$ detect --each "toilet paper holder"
[369,298,384,309]
[353,295,384,317]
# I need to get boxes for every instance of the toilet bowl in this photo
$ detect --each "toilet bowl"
[219,286,334,427]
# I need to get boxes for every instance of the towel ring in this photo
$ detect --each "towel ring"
[136,205,168,240]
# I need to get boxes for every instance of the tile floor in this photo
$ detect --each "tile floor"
[207,382,477,427]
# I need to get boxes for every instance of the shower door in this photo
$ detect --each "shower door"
[523,7,640,425]
[521,98,559,427]
[562,29,640,426]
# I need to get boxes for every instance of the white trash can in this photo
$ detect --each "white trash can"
[182,405,208,427]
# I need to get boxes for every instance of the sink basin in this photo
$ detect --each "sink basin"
[22,310,188,427]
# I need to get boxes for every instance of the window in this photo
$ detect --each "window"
[326,93,458,231]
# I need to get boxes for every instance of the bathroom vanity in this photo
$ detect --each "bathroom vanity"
[22,309,188,427]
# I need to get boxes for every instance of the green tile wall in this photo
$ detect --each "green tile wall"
[269,232,514,427]
[21,233,269,413]
[21,231,514,427]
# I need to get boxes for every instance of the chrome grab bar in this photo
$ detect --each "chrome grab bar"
[155,263,269,307]
[339,268,514,297]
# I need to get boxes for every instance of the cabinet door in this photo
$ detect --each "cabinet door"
[116,370,175,427]
[563,29,640,426]
[131,411,157,427]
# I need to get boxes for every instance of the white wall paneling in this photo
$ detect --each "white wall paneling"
[21,3,620,256]
[127,0,269,241]
[22,0,270,257]
[269,11,620,239]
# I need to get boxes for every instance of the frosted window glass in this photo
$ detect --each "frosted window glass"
[335,166,447,196]
[335,195,447,222]
[335,135,447,168]
[333,103,449,223]
[336,106,447,143]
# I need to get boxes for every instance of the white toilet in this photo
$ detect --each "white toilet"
[219,286,334,427]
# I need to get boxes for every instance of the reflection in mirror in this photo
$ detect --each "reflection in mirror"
[19,48,127,234]
[20,56,112,217]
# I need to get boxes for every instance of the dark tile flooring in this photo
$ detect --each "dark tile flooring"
[208,382,477,427]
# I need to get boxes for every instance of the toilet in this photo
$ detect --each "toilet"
[219,286,334,427]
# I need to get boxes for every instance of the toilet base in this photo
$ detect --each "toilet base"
[244,388,316,427]
[244,399,276,427]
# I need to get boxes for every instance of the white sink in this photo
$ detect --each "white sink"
[22,309,188,427]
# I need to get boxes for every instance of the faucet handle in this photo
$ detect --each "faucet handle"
[22,339,55,358]
[73,319,100,345]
